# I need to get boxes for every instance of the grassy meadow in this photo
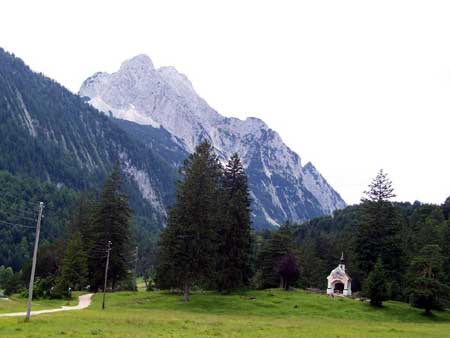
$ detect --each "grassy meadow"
[0,289,449,337]
[0,293,80,314]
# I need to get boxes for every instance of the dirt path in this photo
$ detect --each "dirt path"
[0,293,94,318]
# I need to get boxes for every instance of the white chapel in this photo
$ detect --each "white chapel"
[326,253,352,296]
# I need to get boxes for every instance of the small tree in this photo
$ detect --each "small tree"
[408,245,450,315]
[366,258,388,307]
[277,253,300,290]
[54,232,89,298]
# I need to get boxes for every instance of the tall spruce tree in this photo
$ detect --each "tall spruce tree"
[156,141,223,302]
[89,165,133,290]
[356,170,403,283]
[216,153,252,292]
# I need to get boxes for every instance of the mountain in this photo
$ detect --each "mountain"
[0,49,179,267]
[80,55,346,227]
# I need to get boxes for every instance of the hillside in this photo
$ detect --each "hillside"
[0,48,179,260]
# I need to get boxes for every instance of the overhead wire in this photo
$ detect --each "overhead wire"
[0,204,39,217]
[0,210,37,222]
[0,219,36,229]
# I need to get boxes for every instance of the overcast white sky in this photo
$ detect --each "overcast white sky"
[1,0,449,205]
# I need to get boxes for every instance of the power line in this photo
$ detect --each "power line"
[0,219,36,229]
[0,210,37,222]
[0,204,39,216]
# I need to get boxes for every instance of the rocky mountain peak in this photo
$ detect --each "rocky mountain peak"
[120,54,155,73]
[79,54,346,227]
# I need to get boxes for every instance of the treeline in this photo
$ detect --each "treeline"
[280,170,450,314]
[0,170,77,271]
[0,166,135,298]
[152,144,450,313]
[156,141,253,301]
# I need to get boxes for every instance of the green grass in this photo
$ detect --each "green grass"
[0,289,449,337]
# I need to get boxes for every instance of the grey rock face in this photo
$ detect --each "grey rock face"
[80,55,346,227]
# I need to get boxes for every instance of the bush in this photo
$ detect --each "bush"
[20,277,55,299]
[365,258,388,307]
[4,271,25,296]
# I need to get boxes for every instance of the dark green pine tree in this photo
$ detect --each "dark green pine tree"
[54,232,89,297]
[69,193,96,274]
[89,165,133,290]
[217,153,252,292]
[442,196,450,220]
[356,170,403,282]
[407,244,450,315]
[258,221,296,289]
[366,258,388,307]
[442,221,450,285]
[442,198,450,285]
[70,193,95,242]
[156,141,223,302]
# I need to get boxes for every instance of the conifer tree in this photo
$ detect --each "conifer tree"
[356,170,403,282]
[216,153,252,292]
[443,196,450,220]
[54,232,88,297]
[89,165,133,290]
[366,258,388,307]
[258,221,296,288]
[156,141,223,302]
[68,193,96,283]
[70,193,95,245]
[442,221,450,285]
[407,244,450,314]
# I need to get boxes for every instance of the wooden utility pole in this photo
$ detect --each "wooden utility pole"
[134,246,138,290]
[102,241,112,310]
[25,202,44,322]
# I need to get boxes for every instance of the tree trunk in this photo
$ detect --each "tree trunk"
[183,283,190,303]
[279,277,284,289]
